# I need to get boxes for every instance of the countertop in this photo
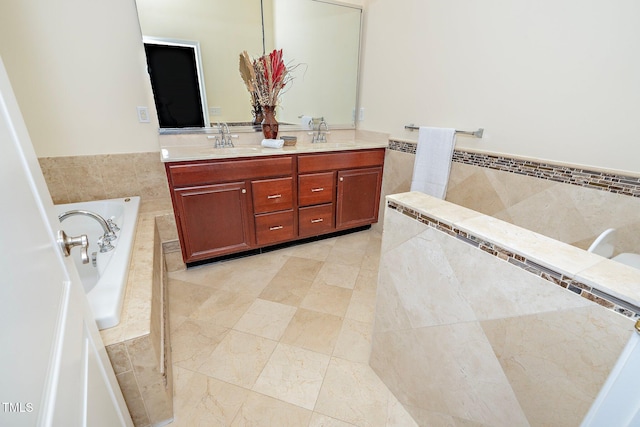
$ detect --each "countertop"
[160,139,388,163]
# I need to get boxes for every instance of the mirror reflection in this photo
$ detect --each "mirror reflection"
[135,0,362,132]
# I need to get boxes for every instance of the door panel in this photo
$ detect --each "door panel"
[336,167,383,229]
[175,182,253,261]
[0,58,132,427]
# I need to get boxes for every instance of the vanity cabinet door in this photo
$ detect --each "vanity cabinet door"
[336,166,383,230]
[174,181,253,262]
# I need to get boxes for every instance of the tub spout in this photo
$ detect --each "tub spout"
[58,209,117,252]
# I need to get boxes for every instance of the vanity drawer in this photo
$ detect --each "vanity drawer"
[255,210,295,245]
[298,149,385,174]
[167,156,293,188]
[298,204,334,237]
[252,177,294,214]
[298,172,335,207]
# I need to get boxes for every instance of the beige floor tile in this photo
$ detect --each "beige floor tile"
[345,289,377,324]
[188,289,255,328]
[277,255,325,280]
[171,366,248,427]
[164,229,414,427]
[300,282,353,317]
[230,391,312,426]
[354,268,379,293]
[168,278,217,319]
[233,299,297,340]
[309,412,358,426]
[253,343,331,410]
[325,244,366,267]
[281,308,344,355]
[258,272,314,307]
[280,240,335,261]
[313,262,361,290]
[171,318,229,371]
[315,358,390,427]
[333,318,373,364]
[197,330,278,388]
[333,231,372,252]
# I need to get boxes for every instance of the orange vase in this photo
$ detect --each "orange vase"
[261,105,279,139]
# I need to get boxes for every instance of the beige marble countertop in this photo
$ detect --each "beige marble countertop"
[159,130,388,163]
[387,191,640,309]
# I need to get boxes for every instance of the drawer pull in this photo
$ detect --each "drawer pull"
[310,218,324,223]
[267,194,282,199]
[269,225,284,231]
[311,187,324,192]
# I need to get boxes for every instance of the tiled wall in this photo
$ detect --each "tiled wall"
[385,140,640,254]
[372,203,634,426]
[38,152,170,205]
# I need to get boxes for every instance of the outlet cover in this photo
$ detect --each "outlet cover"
[358,107,365,121]
[137,106,150,123]
[209,106,222,116]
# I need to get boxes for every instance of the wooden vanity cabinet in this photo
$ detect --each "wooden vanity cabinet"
[165,156,293,263]
[298,148,385,235]
[166,148,385,263]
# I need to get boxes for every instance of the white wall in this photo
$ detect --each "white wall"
[359,0,640,174]
[0,0,159,157]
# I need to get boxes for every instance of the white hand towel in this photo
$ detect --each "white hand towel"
[410,127,456,199]
[261,139,284,149]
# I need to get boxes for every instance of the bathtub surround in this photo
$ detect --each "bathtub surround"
[38,152,170,205]
[101,199,177,427]
[373,192,636,426]
[384,139,640,255]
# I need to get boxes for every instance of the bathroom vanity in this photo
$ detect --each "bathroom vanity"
[162,142,386,263]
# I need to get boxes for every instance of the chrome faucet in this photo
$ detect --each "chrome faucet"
[58,210,118,252]
[312,119,329,143]
[215,122,235,148]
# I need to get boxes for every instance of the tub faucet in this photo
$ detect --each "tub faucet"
[58,209,117,252]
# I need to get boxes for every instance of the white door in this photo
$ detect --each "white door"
[0,58,133,426]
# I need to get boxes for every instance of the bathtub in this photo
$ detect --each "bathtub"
[55,196,140,330]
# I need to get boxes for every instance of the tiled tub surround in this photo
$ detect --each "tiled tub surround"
[38,151,171,204]
[372,192,639,426]
[385,139,640,254]
[100,199,180,427]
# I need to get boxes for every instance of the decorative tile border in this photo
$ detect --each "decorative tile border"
[387,139,640,198]
[387,199,640,320]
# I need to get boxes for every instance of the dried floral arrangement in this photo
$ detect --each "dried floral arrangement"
[239,49,294,108]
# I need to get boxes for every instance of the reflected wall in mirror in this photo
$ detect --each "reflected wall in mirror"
[135,0,362,132]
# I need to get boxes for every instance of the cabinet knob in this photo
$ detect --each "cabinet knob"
[339,177,344,182]
[242,189,246,194]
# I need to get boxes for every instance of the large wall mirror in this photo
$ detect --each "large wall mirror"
[135,0,362,133]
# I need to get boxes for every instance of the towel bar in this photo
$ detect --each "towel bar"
[404,124,484,138]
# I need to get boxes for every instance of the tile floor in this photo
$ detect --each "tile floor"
[166,229,418,426]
